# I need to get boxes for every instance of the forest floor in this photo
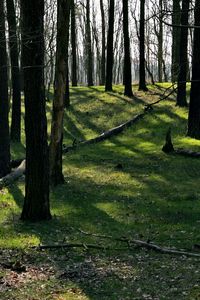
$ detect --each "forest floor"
[1,84,200,299]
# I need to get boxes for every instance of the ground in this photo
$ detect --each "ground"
[1,84,200,299]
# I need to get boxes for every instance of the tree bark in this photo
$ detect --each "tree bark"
[122,0,133,97]
[176,0,189,107]
[21,0,51,221]
[49,0,70,186]
[187,0,200,138]
[105,0,115,92]
[0,0,11,178]
[139,0,148,91]
[6,0,21,142]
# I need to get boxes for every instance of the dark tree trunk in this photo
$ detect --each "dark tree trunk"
[187,0,200,138]
[0,0,10,178]
[158,0,163,82]
[6,0,21,142]
[176,0,189,107]
[65,1,71,107]
[71,0,78,86]
[49,0,70,186]
[100,0,106,85]
[86,0,93,86]
[171,0,181,82]
[21,0,51,221]
[105,0,115,92]
[139,0,148,91]
[122,0,133,97]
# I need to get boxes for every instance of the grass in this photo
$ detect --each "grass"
[1,84,200,299]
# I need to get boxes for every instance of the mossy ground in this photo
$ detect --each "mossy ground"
[1,84,200,299]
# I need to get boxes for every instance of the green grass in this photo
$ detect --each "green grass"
[1,84,200,299]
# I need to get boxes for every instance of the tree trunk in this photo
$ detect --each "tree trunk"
[176,0,189,107]
[86,0,93,86]
[105,0,115,92]
[21,0,51,221]
[6,0,21,142]
[100,0,106,85]
[49,0,70,186]
[139,0,148,91]
[65,1,71,107]
[158,0,163,82]
[0,0,11,178]
[171,0,181,82]
[187,0,200,138]
[71,0,78,86]
[122,0,133,97]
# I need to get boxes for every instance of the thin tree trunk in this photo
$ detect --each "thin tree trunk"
[171,0,181,82]
[176,0,189,107]
[21,0,51,221]
[86,0,93,86]
[139,0,148,91]
[158,0,163,82]
[187,0,200,138]
[6,0,21,142]
[65,2,71,107]
[105,0,115,92]
[0,0,10,178]
[123,0,133,97]
[71,0,78,86]
[100,0,106,85]
[49,0,70,186]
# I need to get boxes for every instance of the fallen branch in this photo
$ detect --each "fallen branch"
[63,113,145,153]
[33,243,125,251]
[162,129,200,158]
[0,160,26,189]
[145,84,177,110]
[77,229,200,258]
[36,228,200,258]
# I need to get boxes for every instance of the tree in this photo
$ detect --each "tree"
[100,0,106,85]
[49,0,70,186]
[86,0,93,86]
[105,0,115,92]
[139,0,148,91]
[176,0,190,107]
[21,0,51,221]
[187,0,200,138]
[71,0,78,86]
[171,0,181,82]
[6,0,21,142]
[122,0,133,97]
[0,0,10,178]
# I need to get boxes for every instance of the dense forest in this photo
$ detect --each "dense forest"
[0,0,200,299]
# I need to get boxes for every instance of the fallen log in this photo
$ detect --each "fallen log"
[63,113,145,153]
[162,129,200,158]
[0,160,26,189]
